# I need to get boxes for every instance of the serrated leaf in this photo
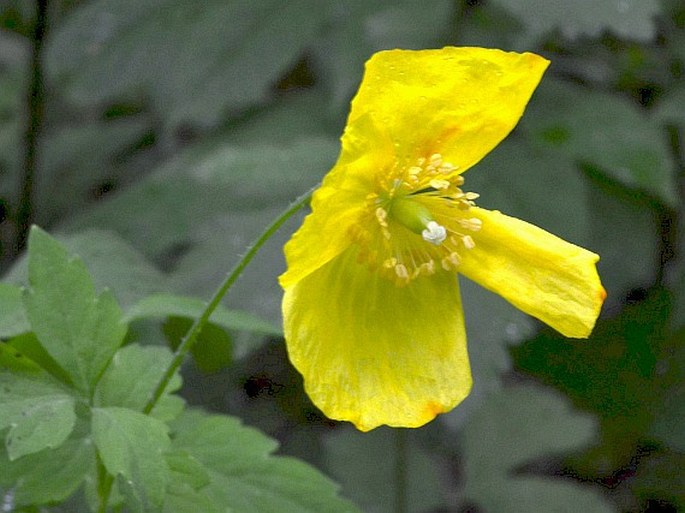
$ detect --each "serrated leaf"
[94,344,182,420]
[323,426,446,513]
[7,332,77,386]
[165,450,211,491]
[46,0,329,128]
[497,0,660,43]
[0,283,29,338]
[4,229,167,309]
[92,406,171,511]
[0,435,94,506]
[169,409,361,513]
[23,227,127,394]
[462,385,615,513]
[523,79,677,207]
[126,293,281,336]
[0,349,76,460]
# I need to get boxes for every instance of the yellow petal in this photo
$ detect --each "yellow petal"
[345,47,550,175]
[279,115,395,288]
[282,248,472,431]
[458,207,605,338]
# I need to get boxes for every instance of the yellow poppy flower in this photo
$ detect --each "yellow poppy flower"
[279,47,605,432]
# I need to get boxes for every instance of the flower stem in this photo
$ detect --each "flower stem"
[142,186,317,415]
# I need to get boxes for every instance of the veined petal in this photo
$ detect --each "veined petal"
[282,248,471,431]
[280,115,395,288]
[458,207,605,338]
[345,47,550,176]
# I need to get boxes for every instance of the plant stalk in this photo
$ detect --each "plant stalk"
[142,186,316,414]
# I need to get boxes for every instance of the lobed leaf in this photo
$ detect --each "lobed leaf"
[462,385,615,513]
[23,227,127,394]
[0,283,29,338]
[93,344,182,421]
[45,0,329,129]
[496,0,661,44]
[0,345,76,460]
[523,78,677,207]
[167,409,361,513]
[0,436,94,506]
[92,406,171,511]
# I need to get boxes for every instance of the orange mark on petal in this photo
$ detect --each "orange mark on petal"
[422,400,448,420]
[599,286,607,302]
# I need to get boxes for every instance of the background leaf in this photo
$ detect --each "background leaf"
[45,0,329,130]
[323,426,447,513]
[462,385,615,513]
[495,0,661,44]
[125,293,281,336]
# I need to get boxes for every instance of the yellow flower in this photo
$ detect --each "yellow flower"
[279,47,605,432]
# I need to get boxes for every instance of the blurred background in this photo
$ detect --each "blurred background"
[0,0,683,512]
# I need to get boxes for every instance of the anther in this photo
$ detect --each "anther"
[462,235,475,249]
[395,264,409,280]
[429,179,450,190]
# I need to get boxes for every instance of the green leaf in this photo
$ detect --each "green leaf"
[35,118,152,226]
[4,229,168,310]
[6,332,75,385]
[92,406,171,511]
[23,227,127,394]
[323,426,446,513]
[512,287,672,461]
[0,283,29,338]
[126,293,281,335]
[462,385,615,513]
[0,346,76,460]
[523,78,677,207]
[496,0,661,43]
[94,344,182,421]
[0,435,94,506]
[65,137,337,257]
[168,409,361,513]
[46,0,329,128]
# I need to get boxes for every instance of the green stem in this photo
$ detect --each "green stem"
[395,429,408,513]
[142,186,317,415]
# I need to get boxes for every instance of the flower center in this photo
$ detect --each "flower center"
[353,153,482,285]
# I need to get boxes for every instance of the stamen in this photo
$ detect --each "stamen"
[429,179,450,190]
[395,263,409,280]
